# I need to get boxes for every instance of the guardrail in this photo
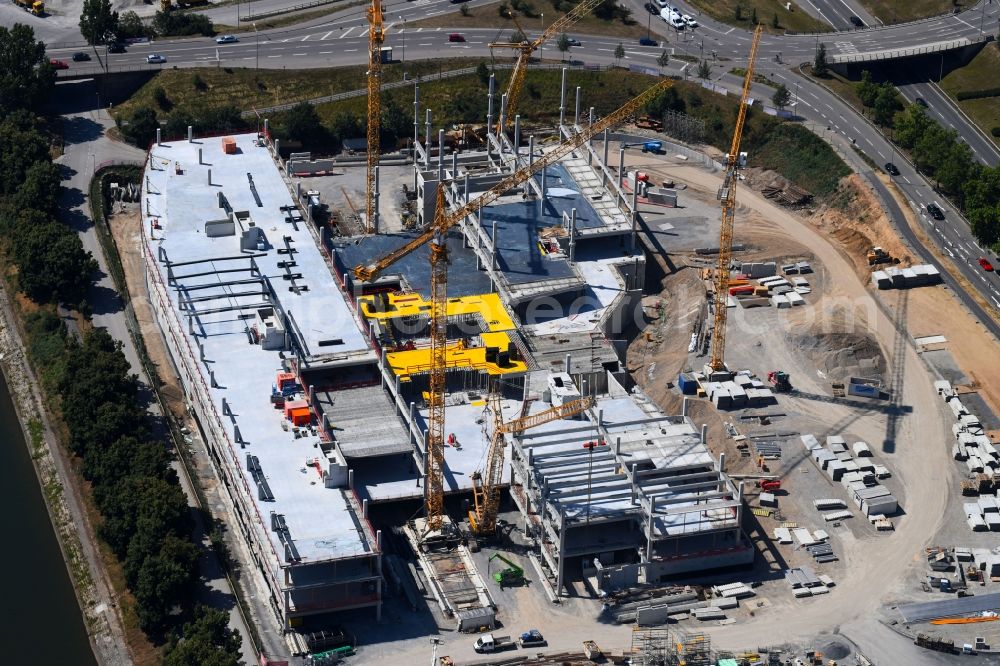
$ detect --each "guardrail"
[237,0,342,21]
[828,37,978,65]
[786,0,990,36]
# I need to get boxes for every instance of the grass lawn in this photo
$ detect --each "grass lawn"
[940,42,1000,146]
[111,59,475,123]
[857,0,964,24]
[404,0,648,40]
[686,0,831,34]
[213,3,365,33]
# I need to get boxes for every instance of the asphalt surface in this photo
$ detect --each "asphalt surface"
[896,79,1000,165]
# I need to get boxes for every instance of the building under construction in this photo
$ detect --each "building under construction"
[139,66,751,642]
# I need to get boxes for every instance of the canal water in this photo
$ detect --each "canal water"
[0,373,96,665]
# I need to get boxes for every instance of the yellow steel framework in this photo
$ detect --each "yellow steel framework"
[488,0,604,131]
[352,79,672,535]
[366,0,385,233]
[469,392,594,535]
[709,24,762,372]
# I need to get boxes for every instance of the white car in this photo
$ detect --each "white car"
[146,53,166,63]
[682,14,698,28]
[216,35,239,44]
[661,10,685,29]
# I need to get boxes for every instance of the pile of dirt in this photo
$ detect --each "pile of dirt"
[794,332,885,384]
[806,174,915,280]
[816,638,852,660]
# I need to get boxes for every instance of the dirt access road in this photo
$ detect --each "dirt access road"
[644,163,952,660]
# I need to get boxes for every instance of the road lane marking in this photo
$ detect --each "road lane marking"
[319,51,333,54]
[345,48,358,52]
[301,35,311,41]
[340,27,357,39]
[268,55,281,58]
[292,52,307,56]
[321,31,333,40]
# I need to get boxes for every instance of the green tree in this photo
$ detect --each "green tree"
[614,42,625,66]
[459,1,470,15]
[284,102,327,148]
[772,12,779,29]
[750,7,757,24]
[771,83,791,110]
[509,30,526,43]
[856,70,878,108]
[0,24,54,114]
[814,42,828,77]
[381,95,410,148]
[132,534,199,637]
[124,106,159,147]
[872,82,901,126]
[164,606,243,666]
[80,0,119,46]
[83,435,172,492]
[935,141,974,198]
[117,10,146,39]
[12,160,62,214]
[0,110,50,195]
[657,50,669,71]
[697,60,711,79]
[476,61,490,85]
[894,103,933,149]
[734,4,743,20]
[557,32,571,60]
[10,213,96,305]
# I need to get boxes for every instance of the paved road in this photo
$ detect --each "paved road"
[896,79,1000,166]
[56,80,259,666]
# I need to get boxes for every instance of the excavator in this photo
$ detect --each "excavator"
[488,552,524,587]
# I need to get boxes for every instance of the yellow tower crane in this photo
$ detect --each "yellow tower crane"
[488,0,604,131]
[353,79,673,534]
[469,390,594,536]
[365,0,385,234]
[708,24,762,373]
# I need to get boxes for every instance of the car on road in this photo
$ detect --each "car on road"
[644,2,658,14]
[72,51,90,61]
[914,97,928,108]
[447,33,466,42]
[108,42,126,53]
[926,203,945,220]
[848,15,864,27]
[682,14,698,28]
[566,37,581,46]
[147,54,167,63]
[979,257,994,272]
[216,35,239,44]
[639,36,658,46]
[884,162,899,176]
[50,59,68,69]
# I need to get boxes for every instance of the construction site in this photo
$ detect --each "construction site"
[123,5,1000,666]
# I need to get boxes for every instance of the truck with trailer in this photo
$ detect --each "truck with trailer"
[13,0,44,15]
[473,634,516,653]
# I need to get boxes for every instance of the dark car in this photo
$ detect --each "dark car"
[447,33,465,42]
[72,51,90,61]
[884,162,899,176]
[49,59,69,70]
[639,36,658,46]
[108,42,126,53]
[566,37,581,46]
[644,2,658,14]
[848,15,864,27]
[926,203,944,220]
[915,97,928,108]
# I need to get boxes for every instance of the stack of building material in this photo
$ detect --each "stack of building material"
[759,492,777,507]
[786,292,806,306]
[792,528,818,546]
[785,566,825,597]
[807,542,837,563]
[852,441,873,457]
[754,441,781,459]
[692,607,726,621]
[966,496,1000,531]
[770,294,791,309]
[826,435,847,452]
[711,582,755,599]
[854,485,898,516]
[826,460,846,481]
[822,510,854,522]
[872,264,942,290]
[814,498,846,511]
[772,527,793,543]
[740,261,777,278]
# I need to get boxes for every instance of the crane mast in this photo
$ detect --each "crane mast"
[709,24,762,372]
[469,393,594,535]
[489,0,604,130]
[366,0,384,234]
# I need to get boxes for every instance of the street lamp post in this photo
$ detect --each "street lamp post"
[539,14,544,60]
[253,22,259,71]
[400,16,405,65]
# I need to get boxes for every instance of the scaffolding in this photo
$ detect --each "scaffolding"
[674,629,712,666]
[631,628,677,666]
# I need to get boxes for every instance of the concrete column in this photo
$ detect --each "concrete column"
[412,84,420,153]
[574,86,581,126]
[463,172,470,203]
[409,401,415,424]
[564,353,572,374]
[556,507,567,596]
[308,384,316,405]
[296,182,301,199]
[701,423,708,445]
[682,396,689,417]
[264,119,269,136]
[631,171,639,250]
[618,147,626,208]
[451,150,457,178]
[234,424,242,443]
[210,370,217,388]
[630,463,638,505]
[615,436,621,455]
[499,94,508,135]
[373,165,381,234]
[156,127,161,146]
[198,148,203,165]
[363,498,369,518]
[437,129,445,185]
[645,497,655,561]
[513,114,521,157]
[527,135,535,196]
[540,163,547,206]
[274,139,280,158]
[719,452,726,474]
[568,208,576,262]
[348,468,354,490]
[598,409,603,426]
[188,315,194,335]
[486,73,495,131]
[424,109,432,170]
[491,220,498,275]
[187,125,193,142]
[559,67,568,126]
[602,129,610,180]
[395,374,400,395]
